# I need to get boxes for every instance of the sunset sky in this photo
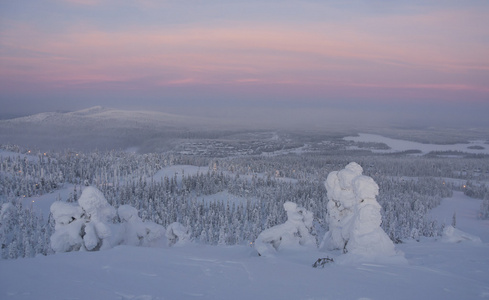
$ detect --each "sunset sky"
[1,0,488,127]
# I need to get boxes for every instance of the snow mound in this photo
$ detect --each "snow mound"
[321,162,400,260]
[441,226,481,243]
[255,202,316,256]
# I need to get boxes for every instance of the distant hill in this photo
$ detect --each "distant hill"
[0,106,227,152]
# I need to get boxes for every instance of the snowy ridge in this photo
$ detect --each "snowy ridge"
[0,107,215,152]
[4,106,193,126]
[69,106,107,116]
[7,112,60,123]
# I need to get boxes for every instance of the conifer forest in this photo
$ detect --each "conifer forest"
[1,132,488,259]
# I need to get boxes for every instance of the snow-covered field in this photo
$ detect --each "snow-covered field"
[345,133,489,155]
[1,192,488,300]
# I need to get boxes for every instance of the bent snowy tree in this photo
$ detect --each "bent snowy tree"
[254,201,316,256]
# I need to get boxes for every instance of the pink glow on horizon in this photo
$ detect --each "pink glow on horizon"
[1,6,488,105]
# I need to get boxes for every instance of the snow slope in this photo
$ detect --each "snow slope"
[429,191,489,242]
[0,107,216,152]
[1,193,488,300]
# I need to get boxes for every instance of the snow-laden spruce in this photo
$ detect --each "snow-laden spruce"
[50,186,165,253]
[321,162,397,258]
[255,201,316,256]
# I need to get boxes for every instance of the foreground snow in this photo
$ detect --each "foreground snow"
[1,193,489,299]
[1,241,488,300]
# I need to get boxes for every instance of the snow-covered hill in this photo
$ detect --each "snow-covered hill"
[0,107,217,152]
[1,192,488,300]
[5,106,195,126]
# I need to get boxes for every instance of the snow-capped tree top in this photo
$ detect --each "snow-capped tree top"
[325,170,356,210]
[50,201,83,226]
[283,201,313,229]
[344,162,363,174]
[352,175,379,201]
[337,162,363,190]
[78,186,116,221]
[118,205,140,222]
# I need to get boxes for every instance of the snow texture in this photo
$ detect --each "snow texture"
[254,201,316,256]
[321,162,397,258]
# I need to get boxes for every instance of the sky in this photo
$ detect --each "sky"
[1,0,489,128]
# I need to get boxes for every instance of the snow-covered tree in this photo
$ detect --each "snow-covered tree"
[51,186,164,253]
[255,201,316,256]
[320,162,397,258]
[166,222,191,247]
[118,205,166,247]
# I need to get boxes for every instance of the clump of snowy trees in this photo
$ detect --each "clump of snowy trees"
[2,142,483,259]
[320,162,397,258]
[0,201,53,259]
[50,186,173,252]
